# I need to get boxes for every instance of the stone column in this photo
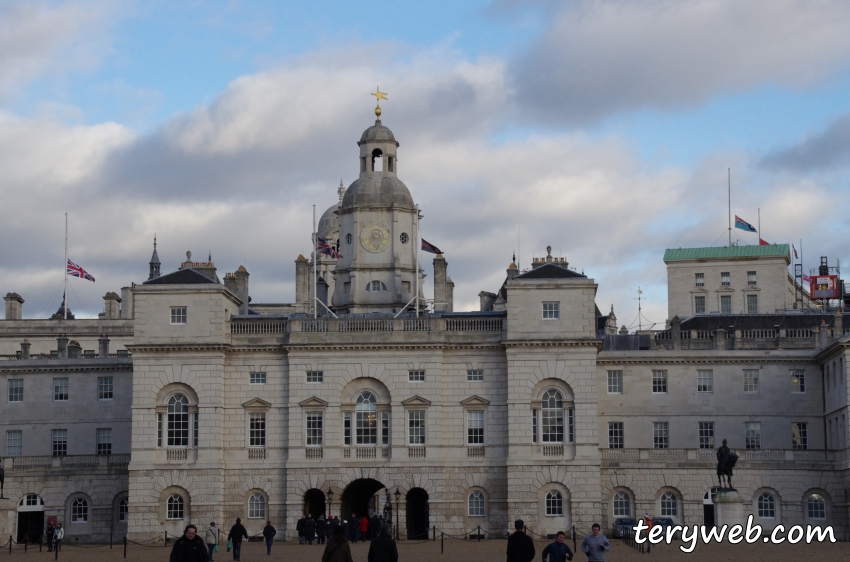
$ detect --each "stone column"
[713,328,726,350]
[714,490,745,527]
[20,340,30,360]
[670,315,681,350]
[295,255,310,307]
[57,336,69,358]
[433,255,448,312]
[98,335,110,357]
[4,293,24,320]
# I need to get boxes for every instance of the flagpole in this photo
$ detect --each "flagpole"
[758,208,761,242]
[728,168,731,247]
[312,205,318,319]
[415,204,420,318]
[64,213,68,320]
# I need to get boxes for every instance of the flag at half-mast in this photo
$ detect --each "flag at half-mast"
[421,239,442,254]
[67,259,95,282]
[792,244,799,259]
[734,215,757,232]
[317,237,341,259]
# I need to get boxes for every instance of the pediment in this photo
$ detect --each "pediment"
[689,287,709,294]
[460,395,491,407]
[402,395,432,407]
[299,396,329,408]
[242,398,272,409]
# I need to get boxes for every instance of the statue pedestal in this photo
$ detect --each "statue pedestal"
[714,489,744,527]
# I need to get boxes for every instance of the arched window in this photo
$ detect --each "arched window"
[541,390,564,443]
[355,392,378,445]
[371,148,383,172]
[613,492,630,517]
[118,497,129,522]
[167,394,189,447]
[366,281,387,292]
[545,491,563,516]
[660,492,678,517]
[468,491,485,517]
[757,493,775,518]
[20,494,43,508]
[807,494,826,520]
[248,493,266,519]
[167,494,184,520]
[71,498,88,522]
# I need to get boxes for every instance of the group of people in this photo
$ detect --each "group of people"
[322,520,398,562]
[506,520,612,562]
[44,523,64,552]
[297,512,384,545]
[170,518,278,562]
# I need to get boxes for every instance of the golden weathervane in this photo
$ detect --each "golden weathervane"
[371,86,388,118]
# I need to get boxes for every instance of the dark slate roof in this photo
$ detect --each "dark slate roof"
[143,268,219,285]
[514,263,587,279]
[680,313,844,330]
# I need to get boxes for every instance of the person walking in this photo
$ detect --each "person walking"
[580,524,611,562]
[641,513,653,553]
[316,515,327,545]
[541,531,573,562]
[227,518,248,562]
[53,524,64,552]
[349,514,360,544]
[297,515,306,544]
[304,514,316,545]
[169,524,208,562]
[205,522,218,562]
[322,526,354,562]
[45,523,55,552]
[367,523,398,562]
[262,521,276,555]
[359,514,369,542]
[506,519,535,562]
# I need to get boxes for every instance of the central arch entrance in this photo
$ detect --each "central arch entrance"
[406,488,429,540]
[340,479,387,521]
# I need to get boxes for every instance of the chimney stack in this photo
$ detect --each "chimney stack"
[433,255,448,312]
[98,335,110,357]
[20,340,30,360]
[4,293,23,320]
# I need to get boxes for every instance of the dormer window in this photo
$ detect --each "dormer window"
[366,281,387,292]
[371,148,383,172]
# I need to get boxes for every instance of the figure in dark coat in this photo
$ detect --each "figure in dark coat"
[262,521,276,555]
[170,525,208,562]
[367,523,398,562]
[226,519,248,562]
[349,514,360,543]
[370,515,381,540]
[297,515,306,544]
[304,515,316,545]
[45,525,55,552]
[322,527,354,562]
[316,516,327,544]
[506,520,536,562]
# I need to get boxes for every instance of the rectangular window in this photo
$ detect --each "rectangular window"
[468,411,484,445]
[695,273,704,287]
[652,370,668,394]
[250,372,267,384]
[6,430,22,457]
[792,422,808,450]
[694,296,705,314]
[306,371,323,383]
[467,369,484,381]
[193,412,199,447]
[746,422,761,449]
[748,271,757,285]
[653,422,669,449]
[608,422,624,449]
[698,422,715,449]
[250,413,266,447]
[408,370,425,382]
[97,376,113,400]
[381,411,390,446]
[408,411,425,445]
[170,306,187,324]
[52,429,67,456]
[720,295,732,314]
[744,369,759,393]
[746,294,758,314]
[567,408,574,444]
[541,405,564,443]
[790,370,806,393]
[721,272,730,286]
[542,302,560,319]
[53,377,69,401]
[607,370,623,394]
[532,408,538,443]
[157,413,162,447]
[343,411,351,446]
[305,413,322,447]
[8,379,23,403]
[697,370,713,393]
[96,428,112,455]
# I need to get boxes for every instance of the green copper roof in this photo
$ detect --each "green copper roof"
[664,244,790,262]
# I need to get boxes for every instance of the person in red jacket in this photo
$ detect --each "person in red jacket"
[359,515,370,540]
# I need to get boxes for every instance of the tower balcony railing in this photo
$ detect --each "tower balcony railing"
[231,313,506,335]
[9,453,131,470]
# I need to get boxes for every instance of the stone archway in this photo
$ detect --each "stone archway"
[406,488,429,540]
[340,478,387,521]
[303,488,326,518]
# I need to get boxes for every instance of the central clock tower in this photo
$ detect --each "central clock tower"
[331,110,423,313]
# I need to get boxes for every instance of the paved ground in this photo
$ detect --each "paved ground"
[23,536,849,562]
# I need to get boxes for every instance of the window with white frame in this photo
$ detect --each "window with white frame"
[408,370,425,382]
[653,422,669,449]
[250,372,266,384]
[97,376,113,400]
[355,392,378,445]
[695,273,704,287]
[613,492,630,517]
[660,492,678,516]
[118,497,128,522]
[790,370,806,393]
[96,428,112,455]
[6,430,22,457]
[8,379,22,402]
[746,294,758,314]
[468,411,484,445]
[305,412,322,446]
[721,272,730,286]
[52,429,67,456]
[71,498,88,522]
[757,493,775,518]
[170,307,187,324]
[807,494,826,519]
[607,370,623,394]
[652,370,668,394]
[366,281,387,292]
[542,302,560,319]
[743,370,759,393]
[745,422,761,449]
[306,371,323,383]
[166,494,184,520]
[747,271,757,285]
[249,413,266,447]
[792,422,808,450]
[697,370,713,393]
[468,491,485,517]
[248,493,265,519]
[699,422,715,449]
[541,390,564,443]
[467,369,484,381]
[167,394,190,447]
[408,410,425,445]
[694,296,705,314]
[53,378,69,401]
[720,295,731,315]
[545,491,563,516]
[608,422,624,449]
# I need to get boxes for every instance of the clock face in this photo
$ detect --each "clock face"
[360,223,391,253]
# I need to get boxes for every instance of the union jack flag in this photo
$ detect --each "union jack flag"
[317,237,341,259]
[67,259,95,282]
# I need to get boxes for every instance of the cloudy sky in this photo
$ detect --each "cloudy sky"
[2,0,850,325]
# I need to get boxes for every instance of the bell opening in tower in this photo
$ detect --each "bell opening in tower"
[372,148,383,172]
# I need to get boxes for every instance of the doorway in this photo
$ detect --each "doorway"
[16,494,45,544]
[303,489,326,518]
[340,479,387,520]
[406,488,429,540]
[703,488,719,527]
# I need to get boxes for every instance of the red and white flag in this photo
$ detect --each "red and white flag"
[67,259,95,282]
